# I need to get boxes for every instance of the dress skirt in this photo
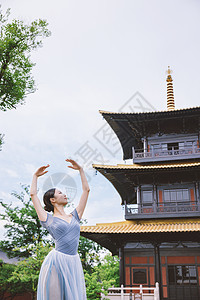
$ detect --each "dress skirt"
[37,249,87,300]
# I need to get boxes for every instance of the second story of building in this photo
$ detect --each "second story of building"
[100,107,200,164]
[136,132,200,163]
[93,162,200,220]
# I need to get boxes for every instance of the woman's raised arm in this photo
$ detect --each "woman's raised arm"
[66,159,90,220]
[30,165,50,221]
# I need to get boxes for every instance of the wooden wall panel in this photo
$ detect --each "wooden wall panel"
[190,188,195,204]
[131,256,148,264]
[167,256,195,264]
[161,256,166,264]
[149,266,155,286]
[149,256,154,264]
[159,190,163,204]
[125,266,130,285]
[125,256,130,264]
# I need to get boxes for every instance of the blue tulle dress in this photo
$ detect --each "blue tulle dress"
[37,209,87,300]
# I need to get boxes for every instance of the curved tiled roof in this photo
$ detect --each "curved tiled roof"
[99,106,200,115]
[92,161,200,205]
[81,219,200,234]
[93,161,200,170]
[99,107,200,160]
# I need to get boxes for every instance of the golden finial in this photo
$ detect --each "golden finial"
[167,66,173,75]
[166,66,175,111]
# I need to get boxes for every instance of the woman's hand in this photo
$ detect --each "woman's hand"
[65,159,82,171]
[34,165,50,177]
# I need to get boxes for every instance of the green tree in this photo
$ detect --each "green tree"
[96,254,120,287]
[84,254,120,300]
[0,6,51,148]
[78,236,103,273]
[84,271,109,300]
[8,243,52,300]
[0,259,16,300]
[0,185,50,258]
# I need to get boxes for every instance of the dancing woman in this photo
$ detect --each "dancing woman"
[30,159,89,300]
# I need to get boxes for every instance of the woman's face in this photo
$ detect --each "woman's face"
[53,189,68,205]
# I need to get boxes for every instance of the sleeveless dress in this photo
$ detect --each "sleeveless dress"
[37,209,87,300]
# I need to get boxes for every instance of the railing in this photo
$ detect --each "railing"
[133,147,200,161]
[125,202,200,217]
[101,283,160,300]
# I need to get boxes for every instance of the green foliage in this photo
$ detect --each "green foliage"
[0,6,51,111]
[84,271,107,300]
[95,254,120,286]
[0,133,4,151]
[78,236,103,272]
[0,185,50,258]
[85,254,120,300]
[0,259,16,300]
[8,242,52,299]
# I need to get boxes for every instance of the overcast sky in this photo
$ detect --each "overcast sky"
[0,0,200,240]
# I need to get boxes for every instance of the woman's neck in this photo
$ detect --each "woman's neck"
[53,205,66,216]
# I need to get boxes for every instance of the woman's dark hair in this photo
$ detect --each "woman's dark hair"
[43,188,56,212]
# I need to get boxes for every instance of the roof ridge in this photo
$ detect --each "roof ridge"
[81,218,200,228]
[99,106,200,115]
[92,162,200,169]
[81,219,200,234]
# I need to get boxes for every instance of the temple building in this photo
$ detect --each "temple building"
[81,67,200,300]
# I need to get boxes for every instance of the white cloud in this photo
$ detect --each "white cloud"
[0,191,12,201]
[5,169,19,178]
[24,163,38,176]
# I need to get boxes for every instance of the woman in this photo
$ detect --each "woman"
[30,159,90,300]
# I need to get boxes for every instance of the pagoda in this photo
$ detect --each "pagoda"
[81,67,200,300]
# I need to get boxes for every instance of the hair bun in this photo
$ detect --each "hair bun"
[43,188,55,213]
[44,205,52,212]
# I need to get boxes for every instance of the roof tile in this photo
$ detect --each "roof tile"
[99,107,200,115]
[93,162,200,170]
[81,219,200,234]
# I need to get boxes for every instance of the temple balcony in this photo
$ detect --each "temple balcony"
[133,146,200,163]
[125,201,200,220]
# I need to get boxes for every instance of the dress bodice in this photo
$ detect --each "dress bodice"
[40,209,80,255]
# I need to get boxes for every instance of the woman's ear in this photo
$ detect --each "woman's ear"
[50,197,55,204]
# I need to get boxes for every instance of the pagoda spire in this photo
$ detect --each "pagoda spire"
[166,66,175,111]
